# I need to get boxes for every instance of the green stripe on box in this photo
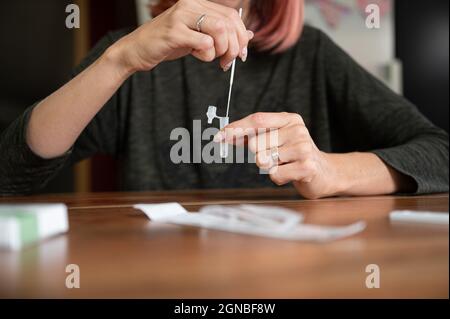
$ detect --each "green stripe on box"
[0,210,39,245]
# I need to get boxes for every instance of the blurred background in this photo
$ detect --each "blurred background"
[0,0,448,194]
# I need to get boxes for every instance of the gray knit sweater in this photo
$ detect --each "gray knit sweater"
[0,26,448,195]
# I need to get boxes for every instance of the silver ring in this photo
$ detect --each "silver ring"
[196,14,207,33]
[271,147,280,163]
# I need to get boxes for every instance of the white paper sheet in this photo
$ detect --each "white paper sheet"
[390,210,449,225]
[134,203,366,243]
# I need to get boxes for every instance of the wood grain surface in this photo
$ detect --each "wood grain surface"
[0,189,448,298]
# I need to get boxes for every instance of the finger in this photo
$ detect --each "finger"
[173,25,214,50]
[176,6,228,60]
[230,11,251,61]
[246,124,310,152]
[255,149,277,170]
[200,2,250,64]
[257,142,313,169]
[218,113,305,143]
[269,161,316,186]
[215,126,257,144]
[247,129,280,154]
[192,47,216,62]
[220,24,240,70]
[228,112,304,131]
[180,2,252,66]
[279,142,313,163]
[221,7,249,62]
[235,21,251,62]
[190,13,229,59]
[278,124,311,146]
[174,27,216,62]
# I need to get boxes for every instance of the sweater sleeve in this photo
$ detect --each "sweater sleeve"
[318,31,449,194]
[0,33,121,196]
[0,105,71,195]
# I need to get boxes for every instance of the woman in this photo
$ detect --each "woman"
[0,0,448,198]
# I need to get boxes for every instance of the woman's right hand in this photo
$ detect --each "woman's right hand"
[110,0,253,73]
[26,0,253,160]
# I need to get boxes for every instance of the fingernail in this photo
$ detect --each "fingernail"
[214,131,226,143]
[223,61,232,72]
[241,47,248,62]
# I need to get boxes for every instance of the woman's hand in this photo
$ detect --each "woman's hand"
[216,112,415,199]
[215,112,341,199]
[109,0,253,73]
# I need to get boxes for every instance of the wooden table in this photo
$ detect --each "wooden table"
[0,189,448,298]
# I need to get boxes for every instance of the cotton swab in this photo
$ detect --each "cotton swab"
[225,7,243,118]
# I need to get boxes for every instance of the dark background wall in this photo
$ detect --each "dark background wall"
[396,0,449,132]
[88,0,137,192]
[0,0,75,193]
[0,0,136,193]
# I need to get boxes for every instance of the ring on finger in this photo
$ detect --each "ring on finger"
[196,14,207,33]
[270,147,280,163]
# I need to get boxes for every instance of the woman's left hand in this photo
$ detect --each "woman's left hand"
[214,112,342,199]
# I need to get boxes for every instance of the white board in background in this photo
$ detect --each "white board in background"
[305,0,402,93]
[136,0,152,25]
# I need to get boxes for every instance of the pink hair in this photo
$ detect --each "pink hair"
[151,0,305,53]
